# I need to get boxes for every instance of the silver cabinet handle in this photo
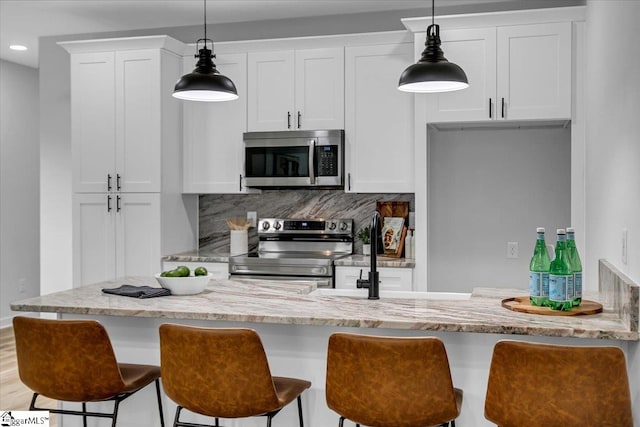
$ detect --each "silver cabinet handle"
[107,174,112,191]
[489,98,492,119]
[107,195,112,212]
[297,111,302,129]
[348,173,351,191]
[116,174,121,191]
[239,174,243,192]
[287,111,291,129]
[116,195,121,212]
[501,97,505,118]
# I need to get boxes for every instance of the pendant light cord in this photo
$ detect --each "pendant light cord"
[432,0,435,27]
[203,0,207,42]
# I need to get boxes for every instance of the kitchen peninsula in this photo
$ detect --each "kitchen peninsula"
[11,260,638,427]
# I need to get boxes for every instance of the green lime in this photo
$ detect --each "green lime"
[194,266,208,276]
[164,269,182,277]
[176,266,190,277]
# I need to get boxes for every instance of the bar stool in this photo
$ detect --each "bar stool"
[485,340,633,426]
[325,333,462,427]
[159,324,311,427]
[12,316,165,427]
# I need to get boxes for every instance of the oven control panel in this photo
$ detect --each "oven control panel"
[259,218,352,234]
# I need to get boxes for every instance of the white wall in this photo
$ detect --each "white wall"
[428,126,571,292]
[584,0,640,419]
[0,59,39,327]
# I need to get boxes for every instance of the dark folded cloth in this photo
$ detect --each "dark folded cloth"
[102,284,171,298]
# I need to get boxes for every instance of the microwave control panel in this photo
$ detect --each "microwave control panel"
[316,145,338,176]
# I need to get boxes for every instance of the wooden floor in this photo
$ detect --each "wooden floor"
[0,326,58,426]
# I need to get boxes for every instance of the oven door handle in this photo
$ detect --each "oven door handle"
[230,264,330,276]
[308,139,316,185]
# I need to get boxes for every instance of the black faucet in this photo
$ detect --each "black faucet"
[356,211,383,299]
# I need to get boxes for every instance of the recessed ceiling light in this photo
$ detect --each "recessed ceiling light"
[10,45,28,51]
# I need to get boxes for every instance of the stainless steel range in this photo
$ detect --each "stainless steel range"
[228,218,353,288]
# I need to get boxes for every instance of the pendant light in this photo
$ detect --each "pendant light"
[173,0,238,102]
[398,0,468,93]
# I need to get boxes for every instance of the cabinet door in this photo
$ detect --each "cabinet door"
[497,22,571,120]
[335,266,413,291]
[425,28,497,122]
[248,51,295,131]
[345,44,415,193]
[115,193,161,278]
[115,50,162,192]
[295,48,344,129]
[73,194,116,287]
[183,53,252,193]
[71,52,115,193]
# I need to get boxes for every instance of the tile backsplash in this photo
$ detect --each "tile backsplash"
[199,190,414,253]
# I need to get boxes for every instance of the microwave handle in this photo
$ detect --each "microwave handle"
[308,139,316,185]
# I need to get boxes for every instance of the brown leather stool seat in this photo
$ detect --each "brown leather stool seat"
[485,340,634,426]
[12,316,165,427]
[326,333,462,427]
[159,324,311,427]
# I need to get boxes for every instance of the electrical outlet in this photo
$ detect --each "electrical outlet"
[622,228,628,265]
[507,242,518,259]
[247,211,257,228]
[19,278,26,294]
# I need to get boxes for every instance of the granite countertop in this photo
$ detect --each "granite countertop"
[11,276,637,341]
[163,251,416,268]
[163,250,229,263]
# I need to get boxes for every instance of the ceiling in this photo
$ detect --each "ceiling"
[0,0,572,69]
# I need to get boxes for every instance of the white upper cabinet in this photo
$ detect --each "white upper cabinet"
[294,48,345,130]
[425,22,571,122]
[248,48,344,131]
[70,48,169,193]
[70,52,116,193]
[183,53,254,193]
[115,50,162,192]
[345,43,415,193]
[497,23,572,120]
[424,28,497,122]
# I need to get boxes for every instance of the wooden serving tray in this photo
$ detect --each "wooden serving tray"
[501,296,603,316]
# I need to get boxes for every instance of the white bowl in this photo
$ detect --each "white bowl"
[154,273,212,295]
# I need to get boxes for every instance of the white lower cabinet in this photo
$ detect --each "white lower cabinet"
[335,266,413,291]
[73,193,160,286]
[73,193,196,287]
[162,261,229,280]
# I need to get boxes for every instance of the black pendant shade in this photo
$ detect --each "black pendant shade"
[173,45,238,102]
[172,0,238,102]
[398,0,468,93]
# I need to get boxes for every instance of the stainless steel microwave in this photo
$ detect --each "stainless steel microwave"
[243,130,344,188]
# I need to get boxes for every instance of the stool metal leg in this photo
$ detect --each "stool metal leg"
[338,416,345,427]
[297,395,304,427]
[82,402,87,427]
[155,379,165,427]
[111,400,120,427]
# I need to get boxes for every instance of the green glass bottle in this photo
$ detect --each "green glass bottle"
[566,227,582,306]
[549,229,574,311]
[529,227,551,306]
